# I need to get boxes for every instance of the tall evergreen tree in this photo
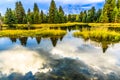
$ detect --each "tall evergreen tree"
[116,0,120,22]
[101,0,116,22]
[68,14,72,22]
[82,11,87,22]
[4,8,16,25]
[112,6,119,22]
[40,10,44,23]
[27,8,33,23]
[33,3,39,13]
[15,1,26,24]
[33,3,40,24]
[86,7,96,22]
[59,6,65,23]
[95,9,102,22]
[48,0,58,23]
[79,11,84,22]
[99,11,109,23]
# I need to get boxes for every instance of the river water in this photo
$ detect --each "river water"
[0,28,120,80]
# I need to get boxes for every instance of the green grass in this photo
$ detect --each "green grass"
[88,23,120,28]
[0,29,67,37]
[3,23,120,29]
[74,29,120,42]
[2,23,88,29]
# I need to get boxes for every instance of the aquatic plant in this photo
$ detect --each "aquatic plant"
[0,29,67,37]
[74,29,120,42]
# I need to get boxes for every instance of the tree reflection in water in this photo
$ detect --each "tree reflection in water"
[8,36,65,47]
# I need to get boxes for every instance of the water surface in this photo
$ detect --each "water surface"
[0,27,120,80]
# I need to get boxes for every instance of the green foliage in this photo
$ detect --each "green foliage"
[79,11,84,22]
[74,29,120,42]
[117,8,120,22]
[0,29,66,37]
[33,3,40,24]
[82,11,87,23]
[75,15,80,22]
[15,1,26,24]
[58,6,65,23]
[95,9,102,22]
[99,11,109,23]
[33,3,39,13]
[0,13,1,20]
[2,0,120,24]
[117,0,120,8]
[40,10,44,23]
[101,0,116,22]
[86,7,96,22]
[48,0,59,23]
[112,6,119,22]
[68,14,71,22]
[4,8,16,25]
[27,8,33,23]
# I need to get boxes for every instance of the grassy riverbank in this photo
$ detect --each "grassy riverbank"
[0,29,66,37]
[74,29,120,42]
[2,23,120,30]
[88,23,120,27]
[2,23,88,29]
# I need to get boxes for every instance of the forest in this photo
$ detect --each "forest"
[0,0,120,26]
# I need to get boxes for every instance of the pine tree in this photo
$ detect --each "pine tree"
[48,0,58,23]
[117,8,120,22]
[116,0,120,22]
[79,11,84,22]
[33,3,39,13]
[4,8,16,26]
[59,6,65,23]
[86,7,96,22]
[15,1,26,24]
[40,10,44,23]
[27,8,33,23]
[82,11,87,22]
[112,6,119,22]
[99,11,109,23]
[95,9,102,22]
[68,14,71,22]
[33,3,40,24]
[101,0,116,22]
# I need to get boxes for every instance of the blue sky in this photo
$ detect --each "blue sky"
[0,0,105,15]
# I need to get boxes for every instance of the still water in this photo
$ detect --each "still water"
[0,28,120,80]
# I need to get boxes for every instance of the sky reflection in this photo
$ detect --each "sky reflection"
[0,31,120,79]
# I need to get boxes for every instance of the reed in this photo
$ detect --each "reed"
[0,29,67,37]
[74,29,120,42]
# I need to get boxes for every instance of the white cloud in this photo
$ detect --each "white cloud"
[59,0,104,4]
[0,0,105,15]
[0,0,105,4]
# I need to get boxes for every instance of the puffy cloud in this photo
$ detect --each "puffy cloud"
[0,0,105,4]
[0,0,105,15]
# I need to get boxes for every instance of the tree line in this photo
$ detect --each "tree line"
[0,0,120,24]
[1,0,67,25]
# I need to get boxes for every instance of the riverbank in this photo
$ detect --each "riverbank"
[2,23,87,29]
[74,29,120,42]
[0,29,66,37]
[2,23,120,29]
